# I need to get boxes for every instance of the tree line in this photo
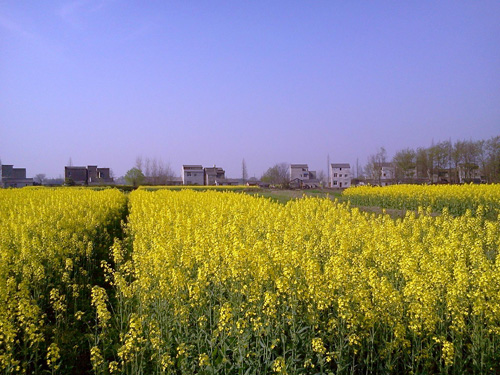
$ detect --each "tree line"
[364,136,500,184]
[259,136,500,188]
[125,156,175,187]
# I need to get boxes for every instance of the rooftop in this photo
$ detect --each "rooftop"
[182,165,203,169]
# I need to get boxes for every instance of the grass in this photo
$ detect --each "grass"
[246,189,424,219]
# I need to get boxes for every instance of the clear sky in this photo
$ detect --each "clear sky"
[1,1,499,179]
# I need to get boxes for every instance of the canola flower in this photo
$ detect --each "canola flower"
[342,183,500,217]
[2,186,498,374]
[0,187,126,374]
[102,189,500,374]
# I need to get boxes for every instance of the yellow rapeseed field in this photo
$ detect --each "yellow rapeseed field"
[342,183,500,217]
[96,189,500,374]
[0,187,126,374]
[2,186,499,374]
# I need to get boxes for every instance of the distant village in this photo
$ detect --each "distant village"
[0,159,491,189]
[3,136,500,189]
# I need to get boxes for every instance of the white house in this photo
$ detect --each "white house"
[330,163,351,188]
[181,165,204,185]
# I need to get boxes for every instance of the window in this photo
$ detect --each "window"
[333,181,337,186]
[333,173,337,177]
[187,172,191,176]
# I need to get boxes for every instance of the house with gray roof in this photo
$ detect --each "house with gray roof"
[289,164,320,188]
[204,166,226,185]
[65,165,114,185]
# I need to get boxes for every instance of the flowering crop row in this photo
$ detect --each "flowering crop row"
[99,190,500,374]
[0,187,127,374]
[342,184,500,217]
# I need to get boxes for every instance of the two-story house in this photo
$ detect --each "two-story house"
[182,165,230,186]
[65,165,114,185]
[204,166,226,185]
[181,165,205,185]
[289,164,320,188]
[330,163,351,188]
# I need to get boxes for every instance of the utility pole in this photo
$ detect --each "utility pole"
[327,154,330,187]
[242,158,248,184]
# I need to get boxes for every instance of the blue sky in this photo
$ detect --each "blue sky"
[1,1,499,179]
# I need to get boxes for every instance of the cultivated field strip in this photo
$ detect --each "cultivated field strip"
[343,184,500,217]
[97,189,500,374]
[0,187,127,374]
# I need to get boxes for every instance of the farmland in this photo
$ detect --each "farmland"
[0,185,499,374]
[0,188,127,373]
[342,184,500,218]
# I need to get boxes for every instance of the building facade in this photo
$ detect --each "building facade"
[181,165,205,185]
[290,164,311,180]
[181,165,229,185]
[65,165,114,185]
[330,163,351,188]
[289,164,320,188]
[204,166,226,185]
[0,164,34,188]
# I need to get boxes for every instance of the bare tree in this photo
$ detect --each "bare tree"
[485,136,500,182]
[365,147,387,185]
[151,158,158,184]
[34,173,46,185]
[316,170,327,187]
[145,158,151,180]
[136,156,175,185]
[156,159,174,185]
[135,156,143,172]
